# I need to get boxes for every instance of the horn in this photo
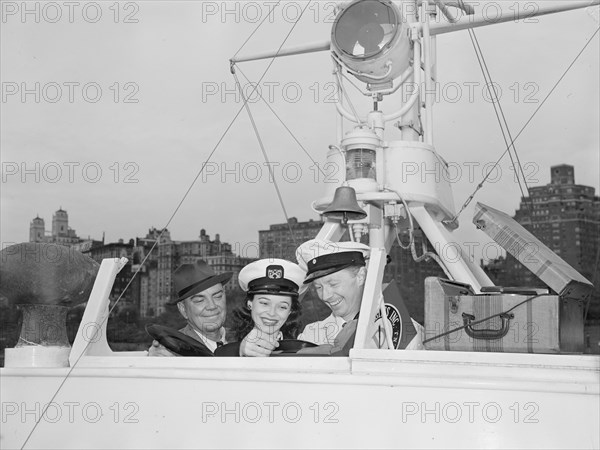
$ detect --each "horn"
[322,186,367,224]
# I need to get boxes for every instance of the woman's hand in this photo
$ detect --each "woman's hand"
[148,339,178,357]
[239,327,280,357]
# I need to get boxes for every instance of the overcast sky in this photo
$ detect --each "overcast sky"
[1,1,598,262]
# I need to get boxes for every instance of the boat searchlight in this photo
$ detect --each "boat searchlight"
[331,0,411,86]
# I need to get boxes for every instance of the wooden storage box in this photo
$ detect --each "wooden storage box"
[424,278,585,353]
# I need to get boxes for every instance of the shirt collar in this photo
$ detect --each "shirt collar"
[192,327,227,349]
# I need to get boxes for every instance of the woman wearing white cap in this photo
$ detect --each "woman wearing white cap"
[215,258,308,356]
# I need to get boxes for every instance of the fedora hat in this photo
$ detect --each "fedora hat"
[168,260,232,305]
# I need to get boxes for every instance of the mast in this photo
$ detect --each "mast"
[231,0,599,348]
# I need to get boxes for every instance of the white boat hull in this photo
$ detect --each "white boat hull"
[2,350,598,449]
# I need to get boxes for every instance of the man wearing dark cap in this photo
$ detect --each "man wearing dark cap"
[296,239,424,350]
[148,260,232,356]
[296,239,371,345]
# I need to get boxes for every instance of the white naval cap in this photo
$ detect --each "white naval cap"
[295,239,370,283]
[238,258,307,297]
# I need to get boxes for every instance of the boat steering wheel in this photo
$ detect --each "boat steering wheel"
[272,339,318,355]
[145,323,214,357]
[213,339,318,356]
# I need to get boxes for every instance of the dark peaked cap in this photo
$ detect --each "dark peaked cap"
[296,239,370,283]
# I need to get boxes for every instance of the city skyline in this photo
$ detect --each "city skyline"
[2,2,599,264]
[16,159,598,262]
[25,206,324,260]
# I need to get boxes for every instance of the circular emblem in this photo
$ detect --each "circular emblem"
[374,303,402,349]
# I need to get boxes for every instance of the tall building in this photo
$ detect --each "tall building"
[29,216,45,242]
[133,228,161,318]
[259,217,324,261]
[28,208,102,250]
[484,164,600,317]
[515,165,599,274]
[52,208,69,238]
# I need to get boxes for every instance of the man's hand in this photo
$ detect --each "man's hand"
[239,328,279,357]
[148,339,178,357]
[331,319,357,355]
[296,319,357,356]
[296,319,358,356]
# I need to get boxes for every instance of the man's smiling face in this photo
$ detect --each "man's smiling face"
[177,283,227,334]
[312,266,365,322]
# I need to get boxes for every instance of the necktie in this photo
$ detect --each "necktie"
[216,341,224,347]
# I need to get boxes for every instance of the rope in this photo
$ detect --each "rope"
[466,27,533,217]
[229,0,313,247]
[447,26,600,225]
[235,66,327,180]
[423,294,545,344]
[233,70,297,247]
[21,4,313,447]
[232,0,282,59]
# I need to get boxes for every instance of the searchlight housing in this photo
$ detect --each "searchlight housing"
[331,0,411,88]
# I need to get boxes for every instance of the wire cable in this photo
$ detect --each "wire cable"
[447,26,600,225]
[232,0,282,59]
[422,294,545,344]
[233,70,297,247]
[235,66,327,180]
[466,27,533,218]
[229,0,314,246]
[20,4,312,447]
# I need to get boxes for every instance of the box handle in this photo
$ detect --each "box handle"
[461,312,514,340]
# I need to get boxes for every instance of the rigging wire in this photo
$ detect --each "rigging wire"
[465,27,533,218]
[19,237,163,449]
[422,294,546,344]
[455,0,532,207]
[235,66,327,180]
[446,26,600,225]
[230,0,313,247]
[233,70,297,248]
[20,5,313,447]
[232,0,282,59]
[19,113,251,448]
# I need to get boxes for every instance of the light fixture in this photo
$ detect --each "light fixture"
[331,0,410,85]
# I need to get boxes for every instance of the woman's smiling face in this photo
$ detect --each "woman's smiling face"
[248,294,293,336]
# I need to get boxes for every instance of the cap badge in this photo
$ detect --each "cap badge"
[266,265,284,279]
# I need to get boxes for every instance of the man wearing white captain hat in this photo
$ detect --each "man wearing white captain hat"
[296,239,424,350]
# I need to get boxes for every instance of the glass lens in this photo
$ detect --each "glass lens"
[334,1,398,58]
[346,149,376,180]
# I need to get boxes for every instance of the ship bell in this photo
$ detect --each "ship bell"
[322,186,367,223]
